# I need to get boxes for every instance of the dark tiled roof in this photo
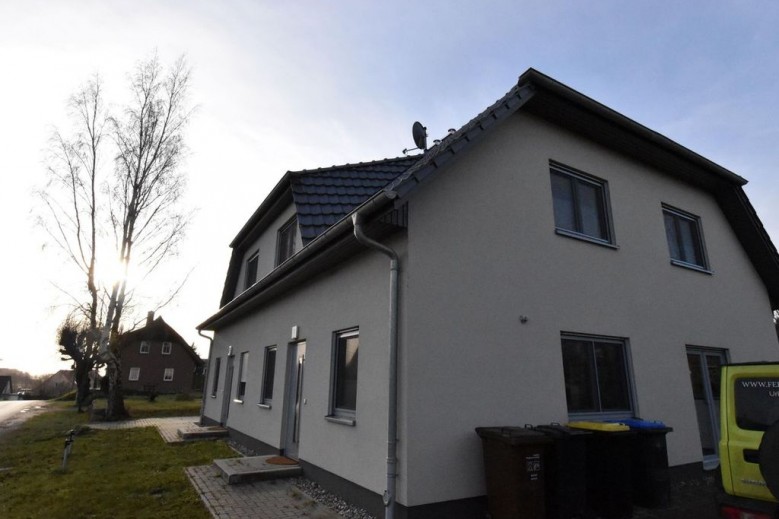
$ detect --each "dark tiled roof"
[290,155,421,243]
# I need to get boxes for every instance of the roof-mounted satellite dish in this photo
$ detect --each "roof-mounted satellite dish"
[412,121,427,151]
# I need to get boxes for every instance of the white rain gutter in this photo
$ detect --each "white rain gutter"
[351,210,400,519]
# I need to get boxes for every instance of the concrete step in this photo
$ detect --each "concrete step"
[214,455,302,484]
[177,424,229,441]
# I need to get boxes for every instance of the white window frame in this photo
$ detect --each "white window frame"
[259,346,277,408]
[161,341,172,355]
[128,367,140,381]
[140,341,150,354]
[211,357,221,398]
[163,368,174,382]
[662,204,710,272]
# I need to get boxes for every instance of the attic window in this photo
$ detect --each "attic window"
[276,216,298,266]
[662,205,710,272]
[550,163,614,246]
[245,251,259,289]
[161,342,172,355]
[140,341,150,354]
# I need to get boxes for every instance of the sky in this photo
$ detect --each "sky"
[1,0,778,376]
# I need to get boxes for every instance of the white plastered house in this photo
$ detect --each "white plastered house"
[198,68,779,518]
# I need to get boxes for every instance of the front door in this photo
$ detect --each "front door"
[284,342,306,459]
[220,353,235,426]
[687,347,728,469]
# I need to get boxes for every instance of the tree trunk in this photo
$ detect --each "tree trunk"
[74,361,92,412]
[105,344,128,420]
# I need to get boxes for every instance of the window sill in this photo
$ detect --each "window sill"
[233,399,244,404]
[554,229,618,249]
[210,395,217,399]
[325,415,356,426]
[669,259,712,275]
[256,403,272,410]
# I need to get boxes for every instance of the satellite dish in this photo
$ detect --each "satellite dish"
[412,121,427,150]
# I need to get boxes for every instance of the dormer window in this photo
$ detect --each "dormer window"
[276,216,298,266]
[245,251,259,289]
[161,342,172,355]
[140,341,150,354]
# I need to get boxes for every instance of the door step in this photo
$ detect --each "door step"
[214,455,302,484]
[177,424,229,441]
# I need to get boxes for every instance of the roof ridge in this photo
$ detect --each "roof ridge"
[289,155,422,176]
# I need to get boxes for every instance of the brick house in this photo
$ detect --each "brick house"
[121,312,204,394]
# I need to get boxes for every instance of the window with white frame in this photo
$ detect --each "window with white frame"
[329,329,359,420]
[161,341,172,355]
[276,216,298,266]
[245,251,259,289]
[550,163,614,245]
[163,368,174,382]
[662,204,709,271]
[260,346,276,405]
[561,333,633,418]
[211,357,221,397]
[140,341,150,354]
[236,352,249,402]
[128,367,140,381]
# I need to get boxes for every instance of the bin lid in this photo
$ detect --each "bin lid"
[567,421,631,432]
[475,426,553,445]
[534,424,591,437]
[606,418,671,431]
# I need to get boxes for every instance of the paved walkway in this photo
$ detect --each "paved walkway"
[90,415,345,518]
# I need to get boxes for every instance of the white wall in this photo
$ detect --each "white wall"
[401,111,779,506]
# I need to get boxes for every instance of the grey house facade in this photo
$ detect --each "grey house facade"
[199,69,779,518]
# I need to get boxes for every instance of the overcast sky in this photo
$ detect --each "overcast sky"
[2,1,778,376]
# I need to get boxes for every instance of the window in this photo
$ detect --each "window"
[550,163,614,244]
[276,217,298,266]
[260,347,277,406]
[245,251,259,289]
[330,329,359,420]
[663,205,709,271]
[161,341,172,355]
[163,368,174,382]
[140,341,150,354]
[211,357,221,397]
[561,334,633,417]
[128,367,140,381]
[236,352,249,402]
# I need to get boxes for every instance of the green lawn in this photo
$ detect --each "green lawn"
[91,394,204,419]
[0,401,236,518]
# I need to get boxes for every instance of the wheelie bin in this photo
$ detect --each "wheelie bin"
[475,426,552,519]
[534,423,591,519]
[609,419,673,508]
[568,421,636,519]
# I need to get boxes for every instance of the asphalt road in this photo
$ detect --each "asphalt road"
[0,400,47,438]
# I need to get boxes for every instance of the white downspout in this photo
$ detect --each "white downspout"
[352,211,399,519]
[198,330,214,426]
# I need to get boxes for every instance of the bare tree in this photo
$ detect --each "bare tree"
[99,55,192,419]
[41,55,192,420]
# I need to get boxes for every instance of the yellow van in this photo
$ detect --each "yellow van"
[719,363,779,518]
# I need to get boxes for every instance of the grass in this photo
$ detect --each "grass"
[91,394,203,419]
[0,401,236,518]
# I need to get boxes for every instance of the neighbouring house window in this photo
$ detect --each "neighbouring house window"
[140,341,150,354]
[161,341,172,355]
[211,357,221,397]
[550,163,614,244]
[561,334,633,417]
[245,251,259,289]
[276,216,298,266]
[128,367,140,381]
[662,204,709,271]
[260,346,277,405]
[330,329,359,419]
[163,368,174,382]
[236,352,249,402]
